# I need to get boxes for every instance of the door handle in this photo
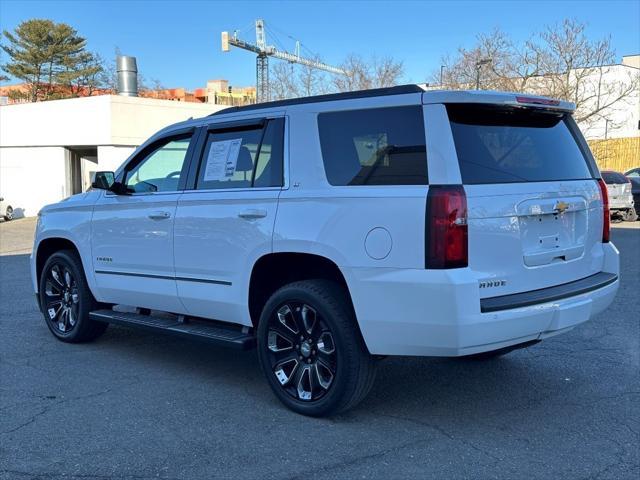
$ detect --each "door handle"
[148,211,171,220]
[238,209,267,220]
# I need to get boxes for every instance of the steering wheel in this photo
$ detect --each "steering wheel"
[165,171,181,179]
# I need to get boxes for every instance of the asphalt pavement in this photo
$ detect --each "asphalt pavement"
[0,218,638,479]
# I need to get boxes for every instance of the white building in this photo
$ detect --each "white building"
[575,54,639,140]
[0,95,224,217]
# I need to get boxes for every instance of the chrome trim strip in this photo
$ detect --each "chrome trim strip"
[94,270,232,286]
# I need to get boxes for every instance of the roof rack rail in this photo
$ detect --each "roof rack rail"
[209,84,424,116]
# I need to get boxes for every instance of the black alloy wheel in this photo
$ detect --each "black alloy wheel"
[266,302,337,402]
[42,261,80,335]
[257,280,376,417]
[39,250,108,343]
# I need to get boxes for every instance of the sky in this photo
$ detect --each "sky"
[1,0,639,90]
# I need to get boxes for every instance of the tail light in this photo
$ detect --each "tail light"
[426,185,468,269]
[597,178,610,243]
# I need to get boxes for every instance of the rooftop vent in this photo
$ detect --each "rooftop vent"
[116,55,138,97]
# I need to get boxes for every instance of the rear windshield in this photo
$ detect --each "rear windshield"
[447,104,594,184]
[601,171,628,184]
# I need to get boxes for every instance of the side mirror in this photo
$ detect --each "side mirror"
[91,171,115,190]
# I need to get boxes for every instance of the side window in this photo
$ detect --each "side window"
[318,106,427,186]
[125,135,192,193]
[254,118,284,188]
[196,118,284,190]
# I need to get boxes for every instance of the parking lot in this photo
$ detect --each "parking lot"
[0,217,638,480]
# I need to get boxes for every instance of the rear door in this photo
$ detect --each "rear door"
[173,117,285,325]
[445,103,604,298]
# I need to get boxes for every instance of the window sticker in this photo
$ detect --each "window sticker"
[203,138,243,182]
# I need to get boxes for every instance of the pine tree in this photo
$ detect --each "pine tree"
[1,19,104,101]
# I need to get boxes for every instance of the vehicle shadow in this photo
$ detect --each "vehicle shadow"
[93,324,567,429]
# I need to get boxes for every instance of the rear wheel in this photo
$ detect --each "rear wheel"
[39,250,108,343]
[257,280,376,417]
[610,211,624,223]
[623,207,638,222]
[3,206,13,221]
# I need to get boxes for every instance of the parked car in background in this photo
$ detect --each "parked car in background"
[625,168,640,217]
[601,170,637,221]
[625,167,640,177]
[0,195,13,221]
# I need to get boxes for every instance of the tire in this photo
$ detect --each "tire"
[257,279,376,417]
[3,206,13,221]
[610,212,623,223]
[39,250,108,343]
[623,207,638,222]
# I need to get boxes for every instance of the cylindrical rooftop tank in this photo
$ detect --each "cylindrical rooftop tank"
[116,55,138,97]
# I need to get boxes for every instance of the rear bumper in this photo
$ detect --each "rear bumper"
[346,242,620,357]
[480,272,617,313]
[609,196,634,210]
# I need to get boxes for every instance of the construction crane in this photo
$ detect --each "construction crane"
[222,19,348,103]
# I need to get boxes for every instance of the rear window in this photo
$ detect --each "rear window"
[601,171,628,184]
[447,104,593,184]
[318,106,427,186]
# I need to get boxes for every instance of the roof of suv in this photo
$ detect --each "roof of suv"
[210,85,425,116]
[145,85,574,142]
[209,84,575,117]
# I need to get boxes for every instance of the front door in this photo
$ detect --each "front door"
[92,131,196,312]
[174,117,285,325]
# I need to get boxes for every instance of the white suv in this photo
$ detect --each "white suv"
[31,86,619,416]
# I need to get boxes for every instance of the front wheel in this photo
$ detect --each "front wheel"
[3,206,13,221]
[257,280,376,417]
[39,250,108,343]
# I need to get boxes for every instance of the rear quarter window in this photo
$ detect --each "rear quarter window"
[447,104,594,184]
[318,106,427,186]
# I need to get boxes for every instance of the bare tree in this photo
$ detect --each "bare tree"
[298,55,331,97]
[334,54,372,91]
[334,54,404,92]
[536,20,638,131]
[371,56,405,88]
[435,19,639,136]
[270,61,300,100]
[269,52,405,99]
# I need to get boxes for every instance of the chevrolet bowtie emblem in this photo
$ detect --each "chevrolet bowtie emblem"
[554,201,569,214]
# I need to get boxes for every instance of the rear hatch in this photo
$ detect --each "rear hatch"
[446,103,604,298]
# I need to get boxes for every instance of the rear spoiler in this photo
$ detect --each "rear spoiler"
[421,90,575,113]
